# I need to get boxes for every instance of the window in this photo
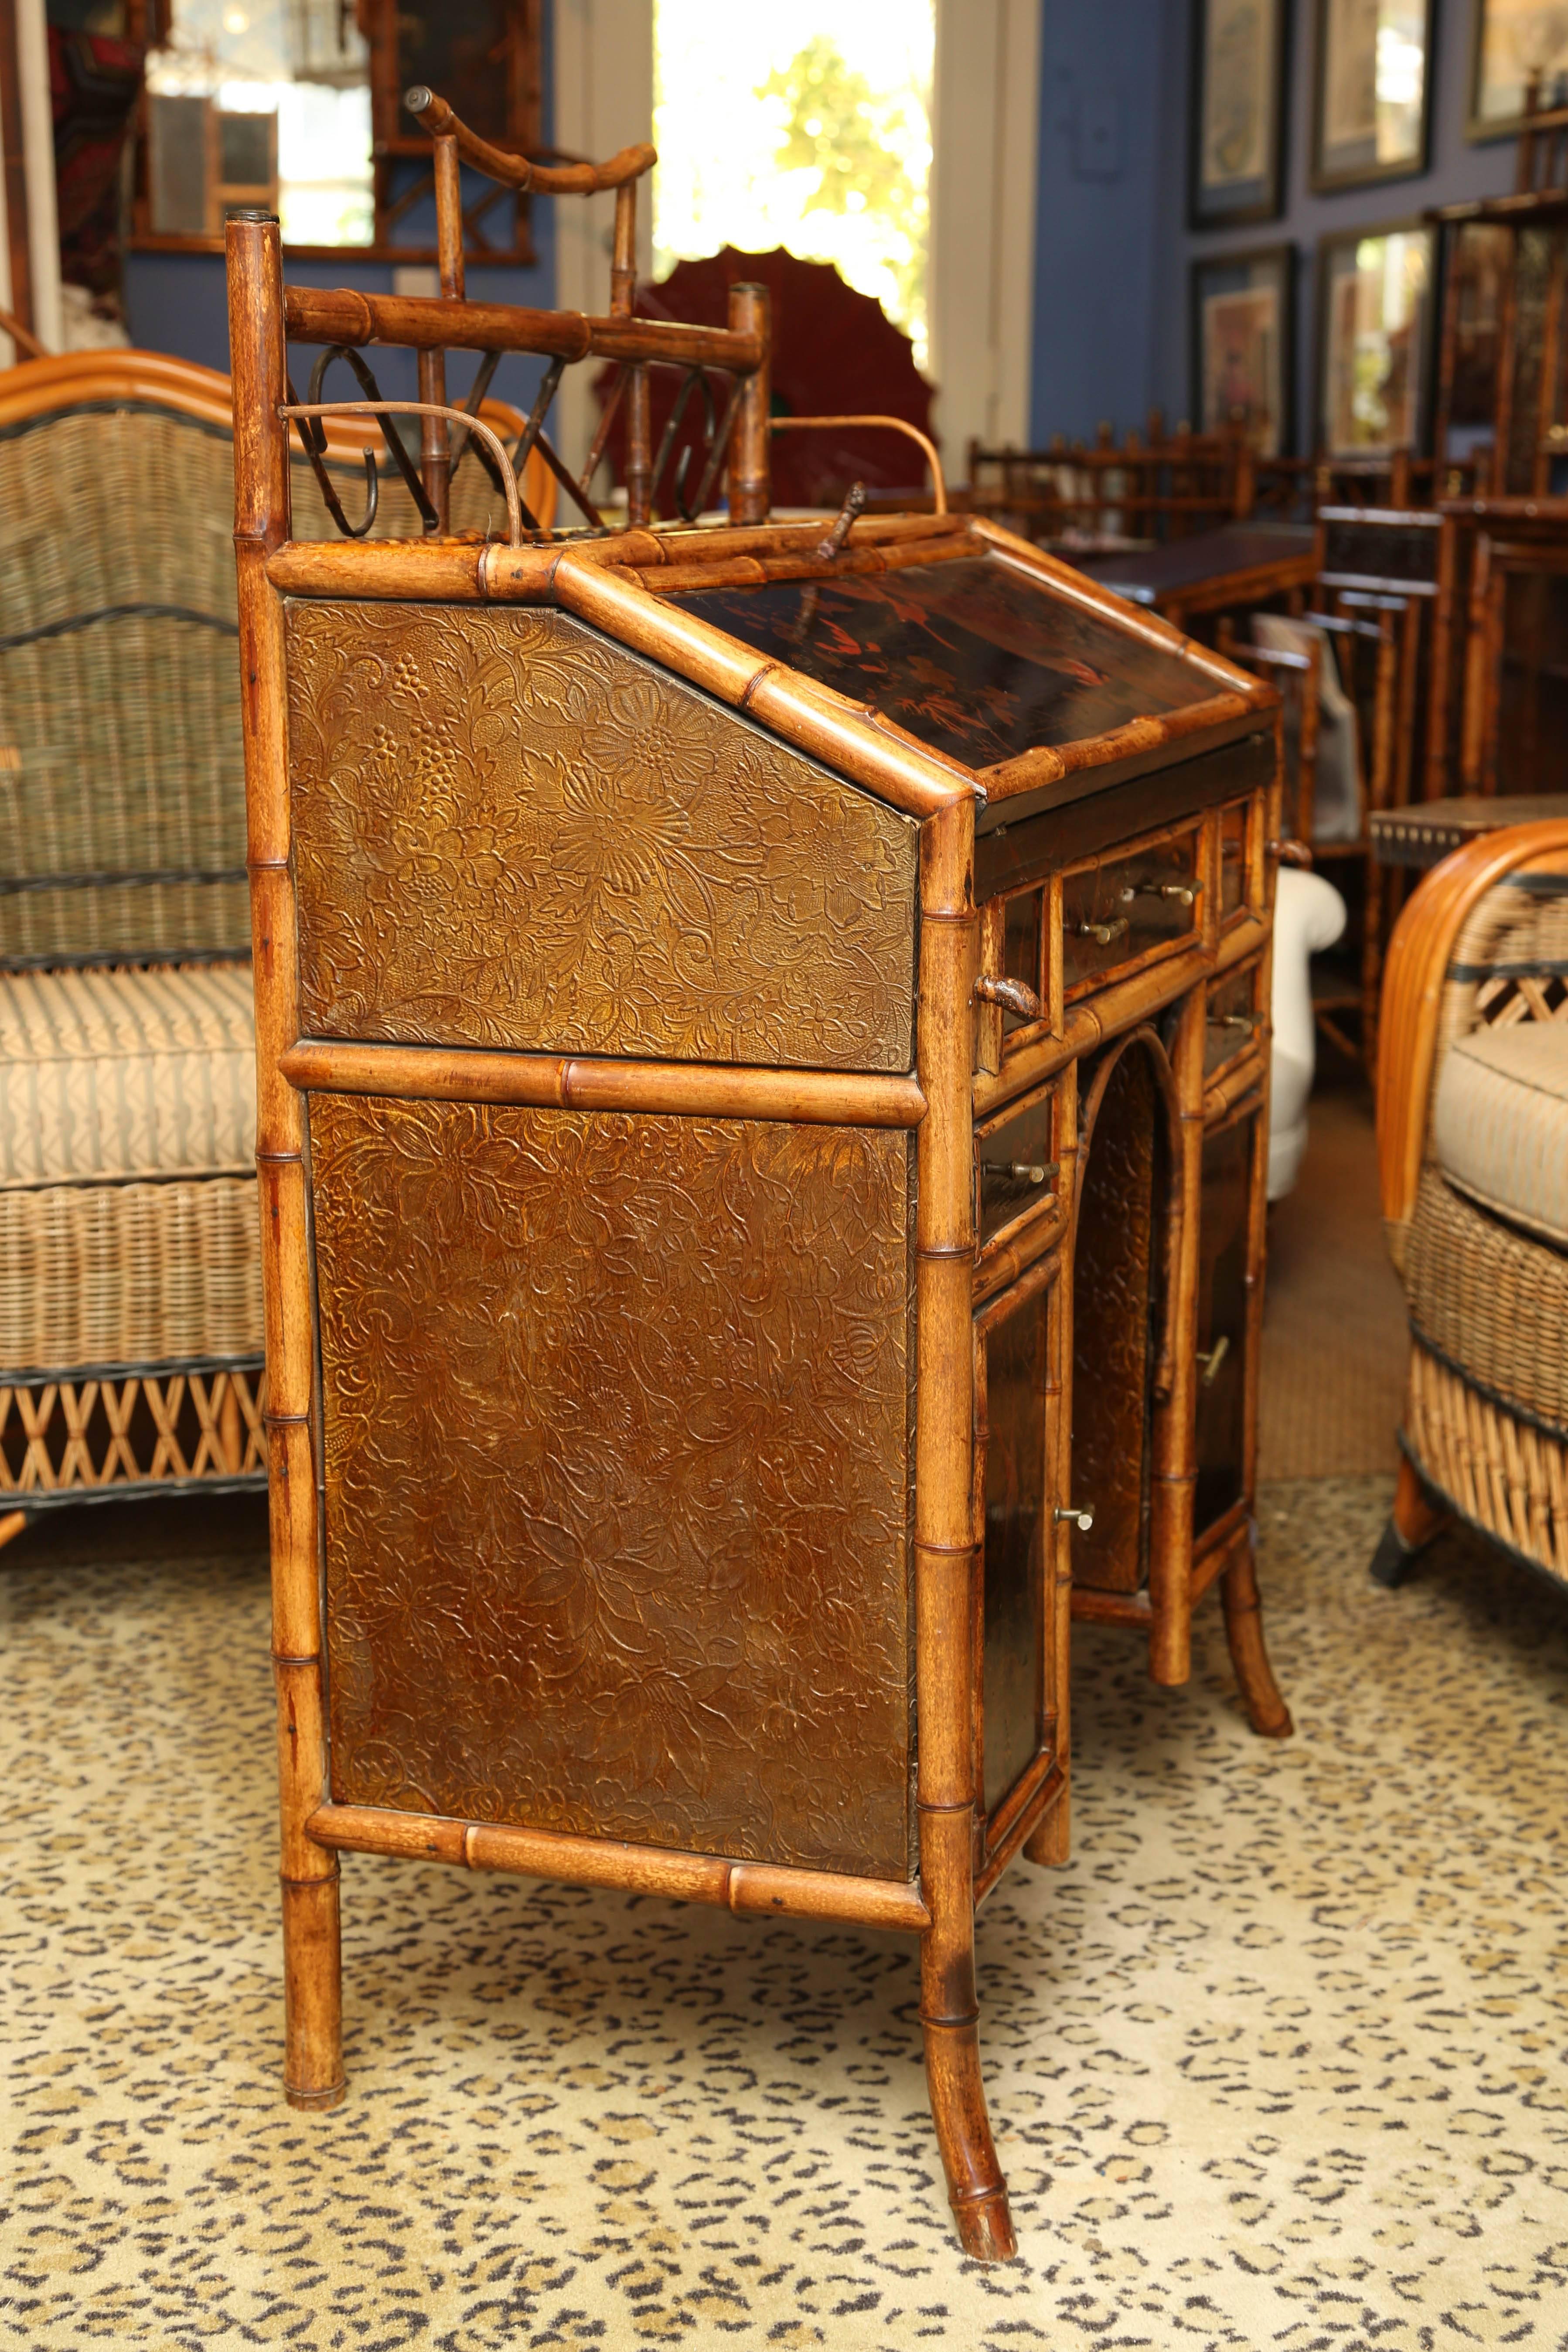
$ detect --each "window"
[139,0,543,256]
[651,0,934,369]
[146,0,373,245]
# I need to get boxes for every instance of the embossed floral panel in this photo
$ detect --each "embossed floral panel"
[286,603,918,1071]
[312,1091,918,1879]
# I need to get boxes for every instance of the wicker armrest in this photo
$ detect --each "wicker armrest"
[1377,820,1568,1269]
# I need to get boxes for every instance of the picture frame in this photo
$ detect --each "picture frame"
[1469,0,1568,140]
[1190,243,1297,456]
[1311,0,1435,189]
[1190,0,1290,228]
[1316,219,1438,455]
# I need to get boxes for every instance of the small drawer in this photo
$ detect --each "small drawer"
[1000,886,1045,1033]
[1204,960,1265,1076]
[975,1081,1062,1262]
[1061,827,1201,995]
[1218,800,1254,924]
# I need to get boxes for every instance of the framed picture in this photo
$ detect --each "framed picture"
[1191,244,1297,456]
[1190,0,1289,228]
[1312,0,1435,188]
[1470,0,1568,138]
[1317,221,1437,454]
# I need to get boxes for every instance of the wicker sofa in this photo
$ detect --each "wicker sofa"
[0,351,548,1542]
[1372,819,1568,1588]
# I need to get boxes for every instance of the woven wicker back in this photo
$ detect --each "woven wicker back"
[1427,873,1568,1169]
[0,394,522,971]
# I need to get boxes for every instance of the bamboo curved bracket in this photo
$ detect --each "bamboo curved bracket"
[406,86,656,195]
[772,415,948,515]
[279,399,524,544]
[1376,819,1568,1248]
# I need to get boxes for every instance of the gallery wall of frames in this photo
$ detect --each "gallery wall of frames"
[1176,0,1559,466]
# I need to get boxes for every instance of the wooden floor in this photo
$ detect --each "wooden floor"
[1258,1073,1409,1479]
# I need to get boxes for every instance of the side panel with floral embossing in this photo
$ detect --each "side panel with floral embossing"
[311,1092,918,1879]
[285,602,919,1073]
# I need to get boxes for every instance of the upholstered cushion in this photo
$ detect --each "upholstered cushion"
[1431,1019,1568,1249]
[0,963,254,1186]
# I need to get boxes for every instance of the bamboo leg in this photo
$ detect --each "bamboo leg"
[916,805,1015,2262]
[920,1805,1016,2260]
[1220,1534,1292,1738]
[0,1508,27,1552]
[228,208,344,2111]
[1370,1452,1448,1588]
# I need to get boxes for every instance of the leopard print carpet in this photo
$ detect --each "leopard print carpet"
[3,1478,1567,2349]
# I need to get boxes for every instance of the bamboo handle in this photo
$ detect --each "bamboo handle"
[772,413,947,514]
[278,399,523,543]
[1270,838,1313,867]
[406,87,656,194]
[973,974,1041,1022]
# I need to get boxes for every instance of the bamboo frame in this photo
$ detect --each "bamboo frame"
[228,212,342,2113]
[224,185,1295,2263]
[280,283,763,375]
[279,1040,925,1128]
[310,1803,931,1932]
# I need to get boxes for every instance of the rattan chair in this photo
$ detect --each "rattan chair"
[1372,819,1568,1588]
[0,351,550,1543]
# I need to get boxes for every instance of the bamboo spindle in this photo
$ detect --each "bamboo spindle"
[728,281,771,526]
[612,177,654,527]
[414,130,461,534]
[1148,984,1204,1686]
[611,179,636,316]
[915,803,1016,2264]
[225,208,344,2110]
[1025,1060,1077,1869]
[435,132,465,301]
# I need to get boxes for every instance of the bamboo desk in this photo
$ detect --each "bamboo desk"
[229,214,1294,2265]
[1070,520,1318,634]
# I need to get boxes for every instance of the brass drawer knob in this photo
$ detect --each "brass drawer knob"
[1054,1503,1095,1533]
[1071,915,1129,946]
[981,1158,1059,1186]
[1208,1012,1258,1031]
[1197,1334,1230,1387]
[974,973,1042,1022]
[1120,880,1196,906]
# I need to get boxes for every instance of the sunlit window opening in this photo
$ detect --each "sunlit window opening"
[147,0,374,247]
[652,0,934,372]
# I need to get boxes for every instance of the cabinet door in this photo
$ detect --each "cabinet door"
[1068,1044,1166,1592]
[1195,1108,1258,1532]
[974,1265,1062,1831]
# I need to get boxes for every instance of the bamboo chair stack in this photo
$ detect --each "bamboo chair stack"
[963,415,1308,549]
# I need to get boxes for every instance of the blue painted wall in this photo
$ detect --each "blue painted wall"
[1029,0,1530,453]
[1028,0,1172,445]
[1152,0,1520,450]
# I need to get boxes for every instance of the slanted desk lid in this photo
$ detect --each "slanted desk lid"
[666,551,1219,772]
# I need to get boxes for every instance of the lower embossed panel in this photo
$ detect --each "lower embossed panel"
[310,1094,917,1878]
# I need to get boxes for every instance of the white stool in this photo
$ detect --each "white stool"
[1268,866,1347,1200]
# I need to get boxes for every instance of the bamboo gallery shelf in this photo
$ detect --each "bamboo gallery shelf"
[227,188,1295,2265]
